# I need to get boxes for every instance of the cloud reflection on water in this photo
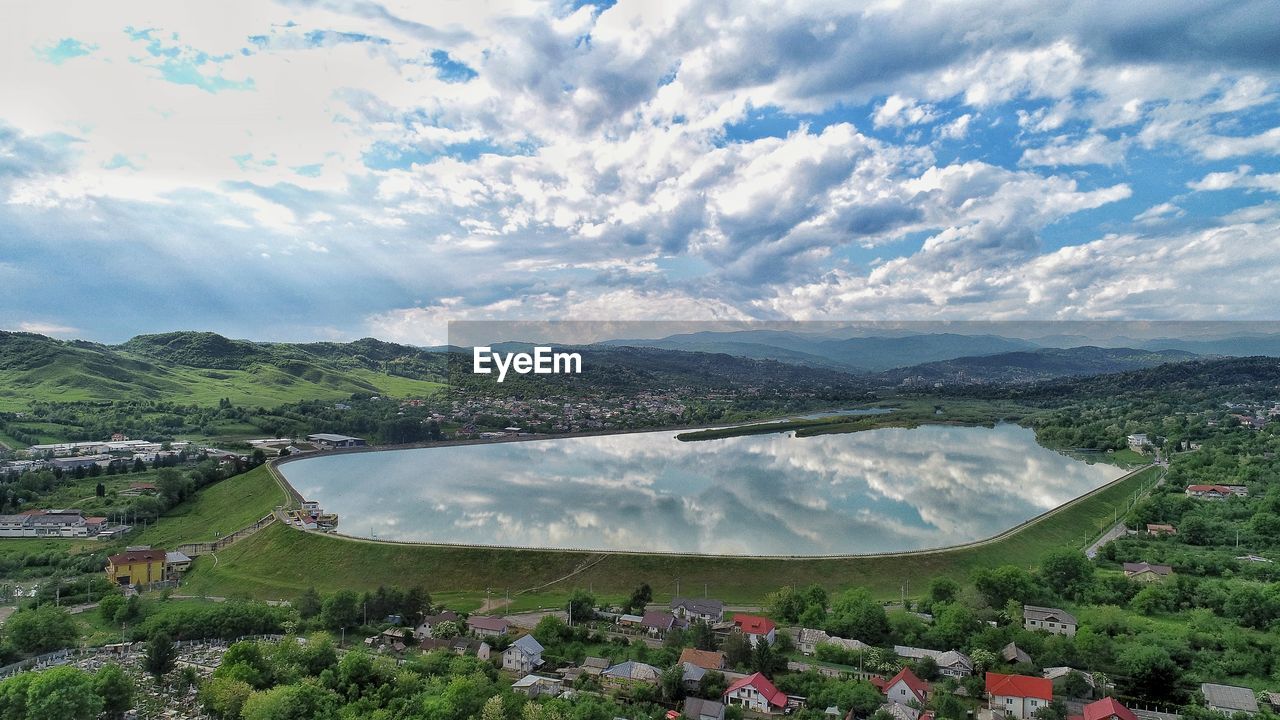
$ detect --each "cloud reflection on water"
[283,423,1124,555]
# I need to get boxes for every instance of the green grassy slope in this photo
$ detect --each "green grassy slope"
[179,464,1158,603]
[129,466,286,550]
[0,331,445,411]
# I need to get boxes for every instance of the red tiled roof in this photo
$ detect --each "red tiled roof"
[466,615,508,632]
[724,672,787,708]
[1083,698,1138,720]
[109,549,165,565]
[679,648,725,670]
[986,672,1053,701]
[1186,484,1233,494]
[883,667,931,701]
[733,613,776,635]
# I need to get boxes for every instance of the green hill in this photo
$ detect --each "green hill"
[0,331,447,411]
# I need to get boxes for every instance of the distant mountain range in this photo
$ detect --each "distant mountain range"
[5,326,1280,409]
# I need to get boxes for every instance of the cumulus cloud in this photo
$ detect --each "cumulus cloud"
[1,0,1279,340]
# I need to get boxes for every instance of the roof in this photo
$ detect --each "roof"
[733,613,776,635]
[1001,642,1032,664]
[1043,667,1093,687]
[883,667,930,701]
[109,548,165,565]
[1146,523,1176,532]
[422,611,460,625]
[683,697,726,720]
[509,634,544,656]
[642,610,678,630]
[307,433,364,442]
[164,551,191,563]
[672,597,725,616]
[986,673,1053,701]
[1186,484,1236,494]
[603,660,661,681]
[465,615,509,632]
[1023,605,1077,625]
[679,648,726,670]
[583,656,610,669]
[682,662,707,683]
[1083,698,1138,720]
[724,672,788,708]
[894,645,969,668]
[1201,683,1260,713]
[1123,562,1173,576]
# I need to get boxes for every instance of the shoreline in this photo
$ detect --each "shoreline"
[264,416,1148,562]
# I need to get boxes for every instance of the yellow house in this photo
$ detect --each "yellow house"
[107,547,167,586]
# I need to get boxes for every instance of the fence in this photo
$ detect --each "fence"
[175,513,275,557]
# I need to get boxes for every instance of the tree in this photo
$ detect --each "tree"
[145,632,177,680]
[1039,549,1095,600]
[199,677,254,720]
[93,664,133,719]
[723,630,752,669]
[1033,700,1069,720]
[1060,670,1094,700]
[481,695,506,720]
[931,603,982,649]
[827,588,889,644]
[296,587,322,620]
[25,667,103,720]
[95,482,106,498]
[659,663,685,702]
[433,620,461,639]
[914,655,940,681]
[241,680,341,720]
[5,604,77,653]
[751,637,778,674]
[320,590,361,631]
[534,615,568,645]
[1117,645,1179,698]
[98,593,125,622]
[928,578,960,606]
[565,589,596,625]
[699,670,729,699]
[691,619,716,650]
[627,583,653,614]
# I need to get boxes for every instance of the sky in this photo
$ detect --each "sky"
[2,0,1279,345]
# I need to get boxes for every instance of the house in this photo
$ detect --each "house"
[683,697,726,720]
[581,656,610,675]
[503,634,545,674]
[50,455,110,471]
[894,646,973,677]
[1001,643,1032,665]
[602,660,661,686]
[1127,434,1151,451]
[880,667,931,706]
[642,610,685,636]
[466,615,509,637]
[1023,605,1077,636]
[861,704,934,720]
[415,611,460,639]
[681,662,707,691]
[679,648,726,671]
[733,614,777,646]
[671,598,725,623]
[450,637,491,659]
[1081,697,1138,720]
[1145,523,1177,536]
[986,673,1053,719]
[1185,484,1247,500]
[107,547,167,586]
[1123,562,1173,582]
[122,482,158,497]
[165,551,192,574]
[0,510,97,538]
[512,674,562,698]
[799,628,871,656]
[1201,683,1259,716]
[724,672,789,714]
[306,433,367,449]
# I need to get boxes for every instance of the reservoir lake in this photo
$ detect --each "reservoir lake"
[280,423,1126,556]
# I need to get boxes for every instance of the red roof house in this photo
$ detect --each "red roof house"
[986,673,1053,719]
[733,614,778,644]
[882,667,931,705]
[724,672,788,713]
[1082,698,1138,720]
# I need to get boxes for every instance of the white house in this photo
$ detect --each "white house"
[503,635,544,674]
[986,673,1053,719]
[1023,605,1077,636]
[723,672,788,714]
[732,614,777,646]
[671,598,725,623]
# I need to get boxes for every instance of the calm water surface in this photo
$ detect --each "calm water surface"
[281,423,1125,555]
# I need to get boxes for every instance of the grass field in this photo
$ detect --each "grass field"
[177,462,1159,605]
[128,466,286,550]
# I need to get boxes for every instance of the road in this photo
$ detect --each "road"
[1085,464,1165,559]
